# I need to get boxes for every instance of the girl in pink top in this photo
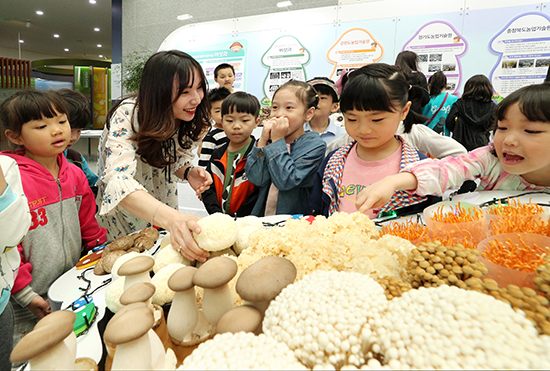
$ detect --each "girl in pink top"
[309,64,438,218]
[355,83,550,213]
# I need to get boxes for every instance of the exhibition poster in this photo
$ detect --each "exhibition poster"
[402,21,467,94]
[327,28,383,80]
[188,40,247,92]
[261,35,310,104]
[489,12,550,97]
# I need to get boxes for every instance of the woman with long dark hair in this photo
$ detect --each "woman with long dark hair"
[97,50,212,262]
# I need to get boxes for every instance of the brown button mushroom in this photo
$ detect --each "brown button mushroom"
[236,256,297,314]
[11,321,75,369]
[34,310,77,361]
[167,266,198,342]
[119,282,156,306]
[216,305,263,335]
[104,304,155,370]
[118,255,155,291]
[193,256,237,326]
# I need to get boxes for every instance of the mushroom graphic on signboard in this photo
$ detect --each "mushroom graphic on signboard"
[327,28,384,81]
[261,35,310,104]
[402,20,467,94]
[489,12,550,98]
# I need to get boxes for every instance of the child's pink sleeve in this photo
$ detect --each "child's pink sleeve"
[12,243,32,294]
[78,173,107,249]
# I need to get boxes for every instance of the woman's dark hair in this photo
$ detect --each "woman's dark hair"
[462,75,493,103]
[495,83,550,123]
[107,50,210,168]
[0,90,68,143]
[395,51,420,74]
[221,91,261,118]
[339,63,427,133]
[428,71,447,97]
[273,80,319,110]
[57,88,91,129]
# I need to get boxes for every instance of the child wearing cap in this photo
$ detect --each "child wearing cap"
[304,77,346,144]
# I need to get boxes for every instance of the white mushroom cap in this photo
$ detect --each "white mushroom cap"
[168,266,197,292]
[11,322,74,363]
[192,213,239,252]
[119,282,156,305]
[216,305,263,334]
[104,303,154,345]
[193,256,238,289]
[236,256,296,302]
[118,255,155,276]
[236,215,264,229]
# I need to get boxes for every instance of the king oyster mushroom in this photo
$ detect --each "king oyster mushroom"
[118,255,155,291]
[236,256,297,315]
[193,256,237,326]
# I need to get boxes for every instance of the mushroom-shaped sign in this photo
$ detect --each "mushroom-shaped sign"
[261,35,310,104]
[327,28,383,81]
[402,20,467,94]
[489,12,550,98]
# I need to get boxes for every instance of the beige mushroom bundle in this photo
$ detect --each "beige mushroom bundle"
[238,212,381,281]
[370,285,550,369]
[263,270,388,369]
[179,332,307,370]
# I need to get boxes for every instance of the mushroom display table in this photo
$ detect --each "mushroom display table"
[45,229,167,367]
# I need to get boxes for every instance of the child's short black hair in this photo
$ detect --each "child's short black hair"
[0,90,68,137]
[56,88,91,129]
[208,87,232,104]
[307,77,339,103]
[214,63,235,78]
[221,91,260,118]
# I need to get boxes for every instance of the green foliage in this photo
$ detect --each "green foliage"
[121,49,152,94]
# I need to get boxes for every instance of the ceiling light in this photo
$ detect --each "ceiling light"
[19,40,24,43]
[53,34,59,38]
[64,48,69,51]
[277,1,292,7]
[89,0,97,4]
[36,10,43,15]
[177,14,193,21]
[97,44,102,47]
[94,27,100,32]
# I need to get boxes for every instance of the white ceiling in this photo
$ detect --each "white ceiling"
[0,0,341,62]
[0,0,113,61]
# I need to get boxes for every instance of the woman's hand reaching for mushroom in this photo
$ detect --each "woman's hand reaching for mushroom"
[168,213,209,263]
[187,166,212,198]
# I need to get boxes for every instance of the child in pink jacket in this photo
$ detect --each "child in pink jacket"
[0,90,107,348]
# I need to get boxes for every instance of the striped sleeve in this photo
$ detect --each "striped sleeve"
[198,129,228,168]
